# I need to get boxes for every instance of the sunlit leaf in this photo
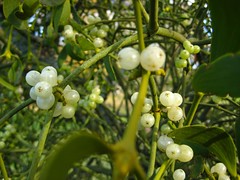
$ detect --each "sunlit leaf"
[209,0,240,61]
[39,131,113,180]
[192,52,240,97]
[75,35,95,51]
[3,0,28,29]
[8,59,24,85]
[168,125,237,177]
[53,0,71,30]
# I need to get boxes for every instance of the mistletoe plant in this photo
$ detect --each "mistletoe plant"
[0,0,240,179]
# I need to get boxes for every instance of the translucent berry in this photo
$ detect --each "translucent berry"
[140,45,166,71]
[118,47,140,70]
[53,102,63,117]
[211,163,227,175]
[178,144,194,162]
[140,113,155,128]
[130,92,139,104]
[159,91,175,107]
[160,123,172,134]
[93,37,104,48]
[173,93,183,107]
[167,106,183,121]
[30,87,37,100]
[34,81,53,98]
[218,174,230,180]
[64,89,80,105]
[41,66,57,76]
[25,70,40,86]
[100,24,109,32]
[157,135,174,151]
[142,103,152,113]
[97,29,107,38]
[166,143,181,160]
[173,169,186,180]
[36,94,55,110]
[40,70,58,86]
[62,104,76,119]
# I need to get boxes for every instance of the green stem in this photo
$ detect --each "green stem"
[203,163,216,180]
[149,0,159,34]
[122,70,151,148]
[27,111,53,180]
[0,154,9,180]
[133,0,145,51]
[154,159,174,180]
[6,26,13,51]
[0,98,34,127]
[147,76,161,178]
[156,27,186,43]
[185,92,204,126]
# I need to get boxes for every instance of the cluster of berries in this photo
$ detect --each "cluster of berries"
[87,15,109,48]
[159,91,183,121]
[78,85,104,109]
[175,40,200,68]
[25,66,80,119]
[130,92,155,128]
[62,25,78,43]
[118,44,166,71]
[211,163,230,180]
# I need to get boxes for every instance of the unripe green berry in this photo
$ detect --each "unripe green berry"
[179,50,190,59]
[175,58,188,68]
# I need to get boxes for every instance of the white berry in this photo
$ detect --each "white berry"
[140,113,155,128]
[166,143,181,160]
[40,70,58,87]
[93,37,104,48]
[157,135,174,151]
[53,102,63,117]
[167,106,183,121]
[25,70,40,86]
[178,144,194,162]
[131,92,139,104]
[36,94,55,110]
[173,93,183,107]
[61,104,76,119]
[173,169,186,180]
[64,89,80,105]
[34,81,53,98]
[118,47,140,70]
[140,45,166,71]
[159,91,175,107]
[211,163,227,175]
[218,174,230,180]
[29,87,37,100]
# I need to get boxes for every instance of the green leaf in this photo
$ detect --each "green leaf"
[168,125,237,177]
[235,119,240,163]
[103,56,117,81]
[53,0,71,30]
[75,35,95,51]
[15,0,39,20]
[192,52,240,97]
[8,59,24,85]
[40,0,66,7]
[0,77,16,91]
[3,0,28,29]
[209,0,240,61]
[66,43,85,60]
[190,156,204,179]
[39,131,113,180]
